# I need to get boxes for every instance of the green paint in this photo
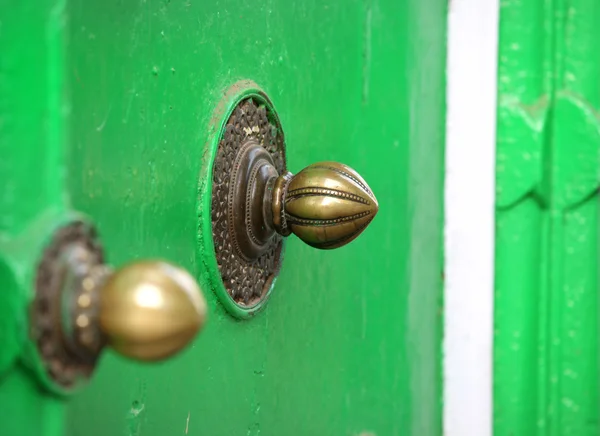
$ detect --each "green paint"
[0,0,68,377]
[0,0,446,434]
[0,364,64,436]
[0,0,72,431]
[495,0,600,434]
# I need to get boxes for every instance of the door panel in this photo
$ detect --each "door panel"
[0,1,446,435]
[64,1,446,435]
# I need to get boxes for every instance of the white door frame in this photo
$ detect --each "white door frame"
[444,1,499,435]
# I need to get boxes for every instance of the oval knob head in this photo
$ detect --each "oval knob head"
[99,261,207,361]
[283,161,379,249]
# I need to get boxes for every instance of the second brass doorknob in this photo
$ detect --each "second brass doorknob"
[88,261,206,361]
[32,221,207,388]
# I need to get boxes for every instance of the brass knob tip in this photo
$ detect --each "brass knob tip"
[280,161,379,249]
[99,261,207,362]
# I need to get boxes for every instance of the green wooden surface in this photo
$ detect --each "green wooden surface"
[495,0,600,434]
[0,0,446,435]
[0,0,71,435]
[0,0,68,372]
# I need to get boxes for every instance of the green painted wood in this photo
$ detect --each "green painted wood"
[64,1,446,435]
[495,0,600,434]
[547,1,600,432]
[494,2,551,434]
[0,0,69,375]
[0,0,72,434]
[0,366,64,436]
[0,0,446,435]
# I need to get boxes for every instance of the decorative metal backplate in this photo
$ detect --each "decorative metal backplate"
[32,220,104,388]
[211,97,286,307]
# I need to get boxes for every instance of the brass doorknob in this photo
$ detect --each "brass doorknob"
[32,221,208,388]
[229,140,379,260]
[89,261,207,361]
[271,161,379,249]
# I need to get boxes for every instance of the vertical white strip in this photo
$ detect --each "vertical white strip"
[444,1,499,436]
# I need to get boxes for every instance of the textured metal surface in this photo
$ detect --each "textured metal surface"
[227,139,279,260]
[32,221,105,389]
[72,263,110,358]
[211,97,286,307]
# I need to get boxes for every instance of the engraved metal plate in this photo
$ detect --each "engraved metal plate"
[32,220,105,388]
[211,97,286,308]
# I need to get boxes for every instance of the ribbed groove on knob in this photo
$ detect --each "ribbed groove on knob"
[274,161,379,249]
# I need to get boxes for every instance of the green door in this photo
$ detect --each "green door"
[0,1,446,435]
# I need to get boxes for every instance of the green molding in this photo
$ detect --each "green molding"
[495,0,600,434]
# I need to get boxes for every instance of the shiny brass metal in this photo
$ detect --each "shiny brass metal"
[229,142,379,258]
[98,261,207,361]
[210,96,377,309]
[273,161,379,249]
[32,221,207,388]
[71,260,207,362]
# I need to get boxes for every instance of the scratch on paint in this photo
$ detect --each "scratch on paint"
[123,88,136,124]
[127,379,147,436]
[130,403,145,417]
[127,401,145,436]
[96,103,113,131]
[185,411,190,434]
